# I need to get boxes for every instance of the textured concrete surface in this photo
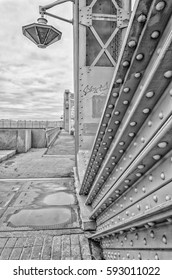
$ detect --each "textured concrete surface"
[0,130,102,260]
[0,150,16,163]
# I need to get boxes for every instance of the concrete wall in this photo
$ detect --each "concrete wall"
[0,129,31,153]
[31,129,47,148]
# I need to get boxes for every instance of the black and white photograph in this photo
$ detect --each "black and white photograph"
[0,0,172,277]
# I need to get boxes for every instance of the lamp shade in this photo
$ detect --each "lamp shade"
[22,18,62,48]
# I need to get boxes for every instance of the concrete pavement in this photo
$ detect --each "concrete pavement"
[0,130,102,260]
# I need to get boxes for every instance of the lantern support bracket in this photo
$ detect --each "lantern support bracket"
[39,0,74,25]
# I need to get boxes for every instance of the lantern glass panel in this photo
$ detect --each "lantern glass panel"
[45,28,60,45]
[36,26,50,44]
[26,26,39,44]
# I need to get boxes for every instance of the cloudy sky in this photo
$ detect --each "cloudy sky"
[0,0,73,121]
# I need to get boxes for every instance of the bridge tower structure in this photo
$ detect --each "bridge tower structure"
[74,0,172,259]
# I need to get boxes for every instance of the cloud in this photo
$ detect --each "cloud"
[0,0,73,120]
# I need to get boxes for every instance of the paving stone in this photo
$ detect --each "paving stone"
[34,236,44,247]
[0,247,13,260]
[42,236,53,260]
[20,247,33,260]
[61,235,71,260]
[0,238,8,248]
[79,235,92,260]
[52,236,61,260]
[25,236,35,247]
[10,247,23,260]
[71,234,81,260]
[5,237,17,248]
[15,237,27,248]
[31,246,42,260]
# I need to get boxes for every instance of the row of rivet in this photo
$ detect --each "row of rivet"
[80,2,154,193]
[90,86,172,208]
[95,152,172,226]
[82,0,169,185]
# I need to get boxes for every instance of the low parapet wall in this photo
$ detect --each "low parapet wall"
[0,129,31,153]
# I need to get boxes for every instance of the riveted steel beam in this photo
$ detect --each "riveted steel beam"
[85,19,172,204]
[90,82,172,208]
[96,150,172,227]
[80,0,172,195]
[101,223,172,250]
[103,249,172,260]
[90,116,172,219]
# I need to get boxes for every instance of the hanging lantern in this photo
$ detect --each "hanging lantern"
[22,17,62,48]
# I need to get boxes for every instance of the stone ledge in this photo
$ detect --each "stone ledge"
[0,150,16,163]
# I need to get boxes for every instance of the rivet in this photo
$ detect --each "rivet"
[111,156,116,160]
[150,230,155,238]
[108,104,114,109]
[116,78,123,84]
[100,131,104,135]
[130,240,133,246]
[145,205,149,210]
[135,233,139,240]
[107,129,113,132]
[164,71,172,78]
[98,138,102,141]
[156,1,166,11]
[125,179,130,183]
[119,141,125,146]
[102,123,107,127]
[143,108,150,114]
[122,61,130,67]
[136,53,144,60]
[162,235,167,244]
[153,155,161,160]
[143,238,147,245]
[161,172,165,180]
[129,132,135,137]
[142,187,146,192]
[134,142,137,146]
[136,173,142,177]
[123,100,129,105]
[114,111,120,116]
[137,204,141,211]
[130,121,137,127]
[135,72,141,78]
[155,254,159,260]
[109,136,113,139]
[158,142,167,148]
[115,121,120,125]
[137,14,146,22]
[146,91,154,98]
[112,92,118,98]
[128,40,137,48]
[166,195,171,201]
[129,154,132,159]
[153,195,158,203]
[105,113,111,118]
[124,185,129,189]
[127,253,130,258]
[119,150,124,153]
[126,211,129,216]
[123,87,130,93]
[141,137,145,143]
[151,31,160,39]
[148,121,152,127]
[130,197,133,202]
[159,112,164,119]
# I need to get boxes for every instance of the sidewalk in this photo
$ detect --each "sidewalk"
[0,130,102,260]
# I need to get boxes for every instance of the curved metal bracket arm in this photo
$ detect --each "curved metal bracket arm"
[39,0,74,12]
[44,11,73,24]
[39,0,74,25]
